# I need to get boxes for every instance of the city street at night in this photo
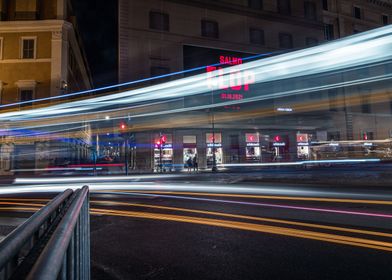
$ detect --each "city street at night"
[1,176,392,279]
[1,0,392,279]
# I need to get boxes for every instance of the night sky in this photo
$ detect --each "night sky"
[72,0,118,88]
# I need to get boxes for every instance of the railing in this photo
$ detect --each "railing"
[0,186,90,280]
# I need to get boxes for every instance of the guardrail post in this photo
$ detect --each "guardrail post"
[0,186,90,280]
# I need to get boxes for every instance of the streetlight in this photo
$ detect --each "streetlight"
[119,122,129,175]
[211,89,218,172]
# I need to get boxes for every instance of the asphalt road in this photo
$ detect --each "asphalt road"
[1,179,392,279]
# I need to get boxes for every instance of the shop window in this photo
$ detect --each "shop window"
[324,24,334,40]
[21,37,36,59]
[149,11,169,31]
[201,20,219,38]
[353,6,361,19]
[304,1,316,20]
[183,136,197,166]
[278,0,291,15]
[279,33,293,49]
[249,28,265,45]
[248,0,263,10]
[206,133,223,166]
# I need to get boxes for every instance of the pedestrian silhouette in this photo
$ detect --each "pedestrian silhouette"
[186,157,192,172]
[192,155,198,172]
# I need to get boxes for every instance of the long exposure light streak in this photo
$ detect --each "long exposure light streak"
[1,201,391,252]
[0,25,390,126]
[0,53,274,109]
[95,191,392,219]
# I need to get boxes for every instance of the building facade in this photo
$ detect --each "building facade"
[0,0,92,106]
[323,0,391,40]
[118,0,325,83]
[0,0,93,174]
[115,0,392,172]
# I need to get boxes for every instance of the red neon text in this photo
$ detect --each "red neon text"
[219,56,243,65]
[206,67,255,91]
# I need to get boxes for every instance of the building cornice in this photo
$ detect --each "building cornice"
[0,20,73,33]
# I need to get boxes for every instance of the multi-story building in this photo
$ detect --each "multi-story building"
[119,0,325,84]
[115,0,392,172]
[0,0,92,106]
[323,0,391,40]
[0,0,93,174]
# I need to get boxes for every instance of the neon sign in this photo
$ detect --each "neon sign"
[206,56,256,110]
[206,67,256,91]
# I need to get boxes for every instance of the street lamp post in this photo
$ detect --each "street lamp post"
[211,89,218,172]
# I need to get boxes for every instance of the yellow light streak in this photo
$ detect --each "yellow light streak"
[90,200,392,239]
[91,208,392,252]
[100,190,392,205]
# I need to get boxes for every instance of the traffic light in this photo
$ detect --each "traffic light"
[120,123,126,130]
[274,135,281,142]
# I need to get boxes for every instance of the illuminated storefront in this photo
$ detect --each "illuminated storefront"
[245,133,261,162]
[297,133,310,160]
[183,135,197,167]
[154,134,173,172]
[206,133,223,167]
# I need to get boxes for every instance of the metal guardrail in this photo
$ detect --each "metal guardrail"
[0,186,90,280]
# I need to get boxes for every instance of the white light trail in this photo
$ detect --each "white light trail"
[0,25,390,125]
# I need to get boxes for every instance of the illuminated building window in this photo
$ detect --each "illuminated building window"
[248,0,263,10]
[353,6,361,19]
[304,1,316,20]
[324,24,334,40]
[249,28,265,45]
[149,11,169,31]
[201,20,219,38]
[305,37,318,46]
[382,15,389,25]
[322,0,328,11]
[20,37,36,59]
[278,0,291,15]
[279,33,293,49]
